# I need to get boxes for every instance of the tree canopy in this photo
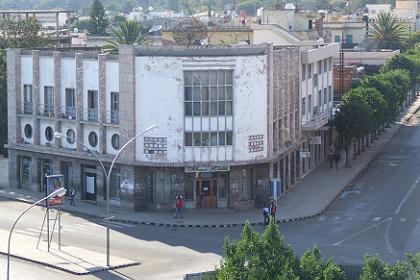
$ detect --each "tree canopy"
[88,0,109,36]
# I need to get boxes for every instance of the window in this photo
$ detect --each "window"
[217,173,228,199]
[240,169,251,200]
[317,61,322,74]
[302,64,306,81]
[184,174,194,200]
[45,126,53,141]
[88,131,98,147]
[308,95,312,116]
[184,70,233,117]
[153,172,170,203]
[308,64,312,77]
[65,88,75,118]
[318,90,322,107]
[87,90,98,121]
[329,58,332,71]
[110,92,119,123]
[302,97,306,115]
[345,35,353,44]
[23,85,33,114]
[19,156,31,189]
[324,88,327,105]
[324,59,328,72]
[329,85,332,102]
[111,134,120,150]
[44,86,54,115]
[334,35,340,43]
[184,131,233,146]
[185,132,192,146]
[24,124,32,139]
[66,129,75,144]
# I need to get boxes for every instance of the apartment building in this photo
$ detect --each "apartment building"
[7,44,307,211]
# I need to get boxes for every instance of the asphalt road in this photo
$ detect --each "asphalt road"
[2,113,420,279]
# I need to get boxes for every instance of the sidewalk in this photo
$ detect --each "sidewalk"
[1,97,419,228]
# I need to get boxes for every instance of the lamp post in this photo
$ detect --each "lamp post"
[7,187,66,280]
[54,124,158,266]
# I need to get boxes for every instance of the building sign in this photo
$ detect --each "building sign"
[46,174,64,207]
[299,151,311,159]
[144,137,167,155]
[248,134,264,153]
[310,136,322,145]
[185,165,230,173]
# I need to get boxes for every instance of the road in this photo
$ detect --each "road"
[2,113,420,279]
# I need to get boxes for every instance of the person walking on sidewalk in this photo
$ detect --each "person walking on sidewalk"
[69,186,76,206]
[329,147,335,169]
[270,200,277,222]
[174,195,184,218]
[334,151,341,170]
[263,205,270,226]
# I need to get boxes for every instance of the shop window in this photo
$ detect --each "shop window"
[240,169,251,200]
[19,156,31,189]
[184,174,194,200]
[217,173,228,199]
[24,124,33,139]
[153,171,171,204]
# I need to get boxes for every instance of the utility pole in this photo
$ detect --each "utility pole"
[339,31,344,99]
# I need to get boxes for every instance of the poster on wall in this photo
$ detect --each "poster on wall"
[46,174,65,207]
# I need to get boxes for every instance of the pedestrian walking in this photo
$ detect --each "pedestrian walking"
[69,186,76,206]
[334,151,341,169]
[263,205,270,226]
[328,147,335,169]
[173,195,184,218]
[270,200,277,221]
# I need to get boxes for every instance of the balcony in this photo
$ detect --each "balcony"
[302,108,329,131]
[59,106,76,120]
[22,102,33,115]
[83,108,98,122]
[37,104,54,118]
[106,110,119,124]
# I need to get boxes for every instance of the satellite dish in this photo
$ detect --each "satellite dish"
[73,27,79,33]
[148,6,154,12]
[149,25,163,33]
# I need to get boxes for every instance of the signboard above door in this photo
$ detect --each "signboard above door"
[185,165,230,173]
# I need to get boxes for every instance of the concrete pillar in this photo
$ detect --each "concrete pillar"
[7,49,21,145]
[73,161,82,198]
[96,163,105,201]
[266,43,274,157]
[98,54,107,154]
[53,52,62,148]
[32,50,40,145]
[118,45,136,161]
[56,12,60,48]
[75,53,83,152]
[8,150,18,189]
[30,156,39,192]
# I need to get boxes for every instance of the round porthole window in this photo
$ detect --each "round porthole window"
[66,129,75,144]
[88,131,98,147]
[111,134,120,150]
[24,124,33,139]
[45,126,53,141]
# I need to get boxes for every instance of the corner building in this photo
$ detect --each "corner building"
[7,44,304,210]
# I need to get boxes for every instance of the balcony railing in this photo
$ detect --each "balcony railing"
[59,106,76,120]
[37,104,54,118]
[22,102,33,114]
[106,110,119,124]
[301,110,329,131]
[83,108,98,122]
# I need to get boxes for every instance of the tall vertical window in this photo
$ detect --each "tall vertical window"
[308,95,312,116]
[302,97,306,115]
[302,64,306,81]
[240,169,251,200]
[324,59,328,72]
[328,58,333,71]
[87,90,98,121]
[65,88,75,118]
[308,64,312,77]
[19,156,31,189]
[323,88,327,105]
[110,92,119,124]
[317,61,322,74]
[44,86,54,115]
[23,85,33,114]
[153,171,171,204]
[329,85,333,102]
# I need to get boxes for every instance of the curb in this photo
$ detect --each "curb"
[1,99,419,229]
[0,251,140,275]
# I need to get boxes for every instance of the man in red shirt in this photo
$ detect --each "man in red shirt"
[174,195,184,218]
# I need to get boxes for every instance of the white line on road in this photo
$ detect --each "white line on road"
[332,217,392,246]
[395,175,420,215]
[109,221,136,228]
[318,216,326,221]
[372,217,382,222]
[400,218,407,222]
[14,229,37,236]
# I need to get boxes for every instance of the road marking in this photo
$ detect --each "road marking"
[400,218,407,222]
[14,229,37,236]
[395,175,420,215]
[110,221,136,228]
[333,217,341,221]
[345,217,354,221]
[333,217,392,246]
[372,217,382,222]
[318,216,327,221]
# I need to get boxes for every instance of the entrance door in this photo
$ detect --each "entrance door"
[85,173,97,201]
[195,179,217,208]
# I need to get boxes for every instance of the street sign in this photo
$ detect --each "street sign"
[300,151,311,159]
[310,136,322,145]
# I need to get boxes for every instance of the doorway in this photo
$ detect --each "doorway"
[85,172,97,201]
[195,179,217,208]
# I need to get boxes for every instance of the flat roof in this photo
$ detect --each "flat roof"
[0,9,74,14]
[134,45,268,57]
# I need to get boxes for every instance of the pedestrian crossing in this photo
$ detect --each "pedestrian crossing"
[12,221,136,238]
[317,215,419,224]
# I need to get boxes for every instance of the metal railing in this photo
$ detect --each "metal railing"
[22,102,33,114]
[59,106,76,120]
[83,108,98,122]
[37,104,54,118]
[106,110,119,124]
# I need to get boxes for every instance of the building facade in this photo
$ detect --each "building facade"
[7,44,318,211]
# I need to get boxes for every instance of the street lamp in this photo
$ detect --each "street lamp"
[7,187,66,280]
[54,124,158,266]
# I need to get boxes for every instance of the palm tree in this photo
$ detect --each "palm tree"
[103,20,149,54]
[370,12,407,50]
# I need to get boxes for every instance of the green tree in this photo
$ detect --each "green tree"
[323,262,346,280]
[405,253,420,279]
[103,20,149,54]
[370,13,407,50]
[360,256,385,280]
[380,69,411,109]
[73,19,91,31]
[384,262,408,280]
[300,245,325,280]
[88,0,109,36]
[8,18,49,48]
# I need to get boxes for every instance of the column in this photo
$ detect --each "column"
[6,49,21,145]
[75,53,83,152]
[56,12,60,48]
[30,156,39,192]
[54,52,62,148]
[8,150,18,189]
[98,54,107,154]
[32,50,40,145]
